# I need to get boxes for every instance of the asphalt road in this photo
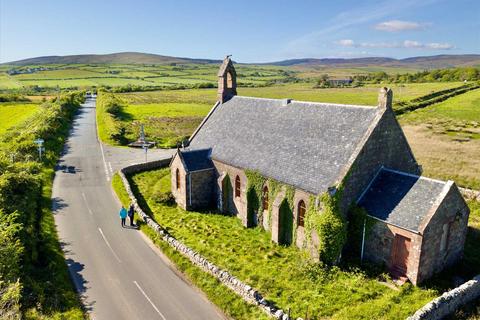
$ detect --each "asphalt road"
[52,98,224,320]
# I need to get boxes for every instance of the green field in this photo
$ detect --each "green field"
[123,103,212,147]
[0,103,41,135]
[121,168,463,320]
[2,63,294,90]
[399,88,480,189]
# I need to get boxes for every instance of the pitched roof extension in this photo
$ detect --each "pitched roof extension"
[188,96,380,193]
[358,168,449,232]
[179,149,214,172]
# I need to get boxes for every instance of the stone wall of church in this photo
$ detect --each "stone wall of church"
[339,107,421,215]
[170,155,188,210]
[188,169,215,210]
[212,160,249,225]
[417,183,470,284]
[364,221,423,284]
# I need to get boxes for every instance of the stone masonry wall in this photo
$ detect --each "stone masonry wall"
[408,275,480,320]
[364,221,423,284]
[188,169,215,210]
[418,184,470,283]
[119,159,298,320]
[340,107,420,215]
[170,155,188,210]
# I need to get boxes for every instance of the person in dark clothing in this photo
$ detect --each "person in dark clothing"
[119,206,127,227]
[128,203,135,226]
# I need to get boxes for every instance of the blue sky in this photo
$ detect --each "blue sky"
[1,0,479,63]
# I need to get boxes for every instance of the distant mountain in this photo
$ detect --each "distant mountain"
[4,52,480,70]
[4,52,222,66]
[267,55,480,69]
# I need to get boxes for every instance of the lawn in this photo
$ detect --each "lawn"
[124,168,441,320]
[0,103,41,135]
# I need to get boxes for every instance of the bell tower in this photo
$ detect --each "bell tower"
[217,55,237,103]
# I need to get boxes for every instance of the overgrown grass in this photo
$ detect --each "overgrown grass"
[111,173,270,320]
[123,168,439,320]
[399,88,480,189]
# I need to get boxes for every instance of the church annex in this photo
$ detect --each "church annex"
[170,56,470,284]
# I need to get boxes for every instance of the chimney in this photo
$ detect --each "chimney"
[217,55,237,103]
[378,87,393,109]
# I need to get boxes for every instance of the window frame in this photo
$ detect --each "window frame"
[235,175,241,198]
[262,186,269,211]
[176,168,180,190]
[298,200,306,227]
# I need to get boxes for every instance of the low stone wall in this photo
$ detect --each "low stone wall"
[119,159,297,320]
[459,187,480,202]
[408,275,480,320]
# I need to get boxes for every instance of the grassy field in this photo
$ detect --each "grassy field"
[122,168,444,320]
[0,103,41,135]
[1,63,294,89]
[123,103,212,147]
[399,89,480,189]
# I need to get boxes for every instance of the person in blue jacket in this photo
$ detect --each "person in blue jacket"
[119,206,127,227]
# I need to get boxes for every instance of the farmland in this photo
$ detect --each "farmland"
[0,102,41,135]
[0,63,294,90]
[399,88,480,189]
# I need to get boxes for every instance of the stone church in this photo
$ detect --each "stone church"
[170,56,470,284]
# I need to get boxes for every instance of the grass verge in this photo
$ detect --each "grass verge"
[112,173,269,320]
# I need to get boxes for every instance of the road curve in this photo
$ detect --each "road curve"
[52,98,224,320]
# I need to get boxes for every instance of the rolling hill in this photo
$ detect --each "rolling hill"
[3,52,480,70]
[267,54,480,69]
[4,52,222,66]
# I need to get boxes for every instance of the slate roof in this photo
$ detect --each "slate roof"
[180,149,214,172]
[188,96,379,193]
[358,168,448,232]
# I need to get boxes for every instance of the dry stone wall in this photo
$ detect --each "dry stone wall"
[118,159,300,320]
[408,275,480,320]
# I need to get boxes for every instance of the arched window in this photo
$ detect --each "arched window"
[298,200,306,227]
[176,168,180,190]
[262,186,269,211]
[235,176,241,198]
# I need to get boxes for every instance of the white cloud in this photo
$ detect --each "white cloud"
[403,40,422,48]
[335,39,355,47]
[426,42,455,49]
[374,20,428,32]
[283,0,440,57]
[335,39,454,50]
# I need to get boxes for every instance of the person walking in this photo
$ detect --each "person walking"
[119,206,127,227]
[128,203,135,227]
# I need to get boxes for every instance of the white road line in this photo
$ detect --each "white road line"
[99,142,110,181]
[108,162,113,174]
[133,281,167,320]
[81,192,94,215]
[98,228,121,263]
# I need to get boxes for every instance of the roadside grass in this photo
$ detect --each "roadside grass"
[121,168,439,320]
[0,103,41,135]
[23,168,85,320]
[111,173,270,320]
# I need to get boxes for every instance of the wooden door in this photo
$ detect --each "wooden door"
[391,234,411,276]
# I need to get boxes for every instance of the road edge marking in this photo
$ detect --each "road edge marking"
[98,227,121,263]
[133,280,167,320]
